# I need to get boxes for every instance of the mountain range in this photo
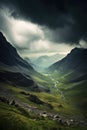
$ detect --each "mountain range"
[25,53,65,72]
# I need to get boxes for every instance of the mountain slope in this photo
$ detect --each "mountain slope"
[48,47,87,82]
[47,47,87,117]
[0,32,49,92]
[0,32,33,70]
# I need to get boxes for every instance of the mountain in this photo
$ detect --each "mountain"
[32,54,65,68]
[48,47,87,82]
[0,32,33,70]
[24,57,38,71]
[28,54,65,72]
[0,32,87,129]
[48,47,87,116]
[33,55,49,67]
[0,32,49,92]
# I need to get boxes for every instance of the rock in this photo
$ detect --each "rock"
[47,114,53,119]
[0,96,18,107]
[40,112,48,117]
[9,100,16,105]
[64,120,71,126]
[53,115,60,120]
[0,96,9,104]
[58,104,63,108]
[20,91,30,96]
[70,119,74,125]
[29,94,44,104]
[58,118,63,124]
[14,104,19,107]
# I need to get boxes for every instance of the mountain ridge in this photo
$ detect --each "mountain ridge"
[0,32,49,92]
[48,47,87,82]
[0,32,33,70]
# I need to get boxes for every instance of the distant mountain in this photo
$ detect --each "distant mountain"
[32,54,65,68]
[28,54,65,72]
[0,32,49,92]
[48,47,87,82]
[24,57,37,70]
[33,55,50,67]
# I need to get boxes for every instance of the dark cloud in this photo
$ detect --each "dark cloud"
[0,0,87,45]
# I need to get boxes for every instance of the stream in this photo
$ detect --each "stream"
[50,76,66,100]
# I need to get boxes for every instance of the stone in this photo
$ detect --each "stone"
[0,96,9,104]
[10,100,15,105]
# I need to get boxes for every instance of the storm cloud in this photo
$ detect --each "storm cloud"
[0,0,87,45]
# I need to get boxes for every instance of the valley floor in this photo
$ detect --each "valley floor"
[0,77,87,130]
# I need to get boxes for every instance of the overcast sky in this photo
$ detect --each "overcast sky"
[0,0,87,58]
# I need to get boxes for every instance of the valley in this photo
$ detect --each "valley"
[0,32,87,130]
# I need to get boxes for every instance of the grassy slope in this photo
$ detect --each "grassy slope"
[0,102,87,130]
[46,72,87,118]
[11,72,87,119]
[0,71,87,129]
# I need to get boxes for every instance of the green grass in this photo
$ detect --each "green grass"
[0,80,86,118]
[0,102,87,130]
[0,70,87,129]
[8,84,85,119]
[37,73,87,119]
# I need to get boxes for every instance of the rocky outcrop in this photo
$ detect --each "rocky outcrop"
[0,96,86,126]
[20,91,53,108]
[0,96,9,104]
[29,95,44,104]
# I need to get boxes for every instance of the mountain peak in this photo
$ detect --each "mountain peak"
[48,47,87,76]
[71,47,87,53]
[0,32,6,43]
[0,32,33,69]
[0,32,3,36]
